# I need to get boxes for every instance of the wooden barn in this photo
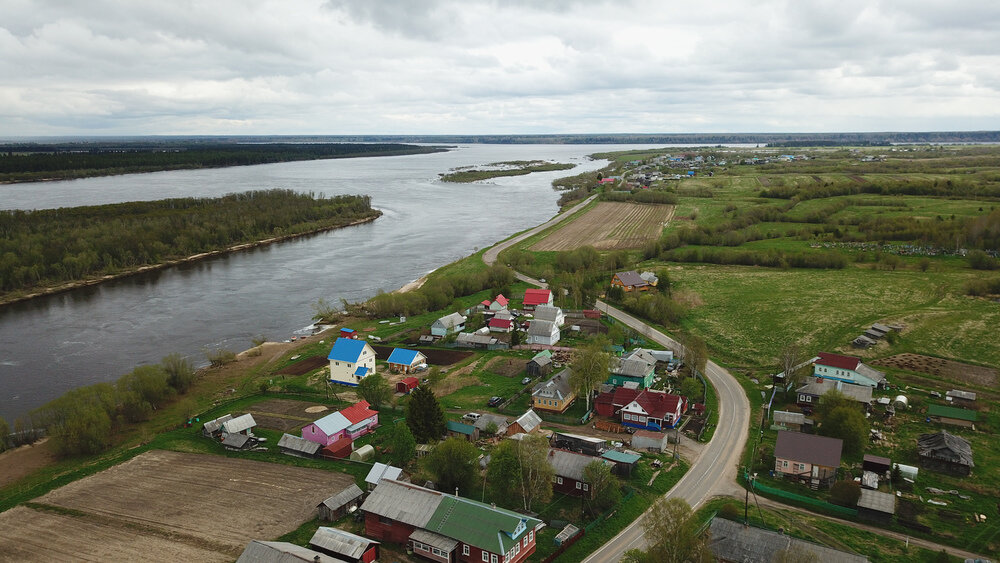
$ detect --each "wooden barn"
[317,483,365,521]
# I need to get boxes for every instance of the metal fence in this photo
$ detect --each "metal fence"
[750,478,858,518]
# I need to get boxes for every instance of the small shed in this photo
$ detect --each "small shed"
[221,433,253,451]
[278,433,321,458]
[202,414,232,438]
[526,354,554,377]
[395,377,419,394]
[365,462,404,490]
[317,483,365,521]
[445,420,479,442]
[340,327,358,339]
[857,488,896,524]
[917,430,974,476]
[415,444,434,458]
[350,444,375,462]
[552,432,606,456]
[309,526,379,563]
[221,413,257,437]
[946,389,977,407]
[554,524,581,546]
[601,450,641,477]
[631,430,669,453]
[321,436,354,459]
[772,410,812,432]
[862,454,892,476]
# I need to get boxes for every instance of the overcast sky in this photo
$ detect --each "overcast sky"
[2,0,999,136]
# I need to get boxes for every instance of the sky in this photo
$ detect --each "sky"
[2,0,1000,136]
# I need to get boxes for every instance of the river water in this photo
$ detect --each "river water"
[0,143,672,421]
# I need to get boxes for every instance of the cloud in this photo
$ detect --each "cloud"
[1,0,999,135]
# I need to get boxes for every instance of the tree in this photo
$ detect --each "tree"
[777,342,803,388]
[33,383,117,457]
[685,334,708,377]
[629,497,711,563]
[487,434,554,512]
[583,460,621,516]
[386,422,416,467]
[357,373,392,412]
[162,353,196,394]
[818,405,868,456]
[829,479,862,507]
[814,388,854,421]
[679,376,703,402]
[406,386,446,443]
[117,365,172,422]
[425,437,479,496]
[311,297,342,323]
[570,338,612,411]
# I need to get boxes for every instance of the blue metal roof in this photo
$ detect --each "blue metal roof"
[446,420,476,435]
[328,337,369,363]
[354,366,369,377]
[387,348,421,365]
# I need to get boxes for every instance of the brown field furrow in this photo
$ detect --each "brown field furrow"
[532,202,672,251]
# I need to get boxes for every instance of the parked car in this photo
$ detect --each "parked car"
[462,412,481,422]
[488,396,504,407]
[521,377,532,385]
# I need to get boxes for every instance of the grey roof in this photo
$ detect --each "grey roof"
[473,413,509,433]
[855,362,886,384]
[222,413,257,434]
[360,478,443,527]
[614,348,656,377]
[410,528,459,552]
[527,319,557,336]
[547,448,611,481]
[554,431,606,445]
[772,411,806,426]
[774,431,843,469]
[946,389,977,401]
[917,430,974,468]
[708,518,868,563]
[365,462,403,486]
[319,483,364,511]
[614,270,648,288]
[456,332,495,345]
[871,323,892,333]
[278,433,321,455]
[514,409,542,433]
[309,527,378,560]
[203,413,232,434]
[222,433,251,449]
[528,355,552,368]
[796,378,872,403]
[639,271,659,284]
[434,312,466,329]
[532,368,575,401]
[236,540,347,563]
[630,431,668,450]
[533,305,563,323]
[858,489,896,514]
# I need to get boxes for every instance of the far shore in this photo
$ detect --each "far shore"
[0,212,382,309]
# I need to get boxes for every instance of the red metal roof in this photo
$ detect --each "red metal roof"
[494,294,509,307]
[401,376,418,387]
[488,318,513,329]
[612,388,682,419]
[340,400,377,424]
[816,352,860,371]
[523,289,552,306]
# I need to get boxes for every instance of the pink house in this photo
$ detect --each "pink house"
[302,400,379,446]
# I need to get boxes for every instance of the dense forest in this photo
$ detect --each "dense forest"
[0,142,445,182]
[0,189,379,298]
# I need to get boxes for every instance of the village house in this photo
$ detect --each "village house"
[526,350,553,377]
[236,541,336,563]
[532,304,565,327]
[328,337,377,386]
[772,410,812,433]
[547,448,614,498]
[708,518,869,563]
[508,409,543,435]
[610,270,650,292]
[607,348,657,389]
[361,479,542,563]
[773,430,843,489]
[522,288,553,311]
[795,377,872,412]
[473,413,510,437]
[221,413,257,438]
[201,413,232,439]
[813,352,886,388]
[917,430,974,476]
[531,368,577,414]
[277,433,321,458]
[309,527,379,563]
[618,388,685,431]
[302,400,379,447]
[316,482,365,521]
[489,294,509,311]
[387,348,427,373]
[431,312,467,337]
[488,317,514,333]
[455,332,499,349]
[525,319,560,346]
[366,462,404,490]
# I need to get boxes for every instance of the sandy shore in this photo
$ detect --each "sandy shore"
[396,274,429,293]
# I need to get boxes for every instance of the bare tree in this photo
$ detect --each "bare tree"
[778,342,803,389]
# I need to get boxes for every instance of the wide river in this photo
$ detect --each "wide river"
[0,143,672,421]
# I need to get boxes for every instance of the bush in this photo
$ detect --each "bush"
[830,480,861,507]
[205,348,237,367]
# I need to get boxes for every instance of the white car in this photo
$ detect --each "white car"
[462,413,481,422]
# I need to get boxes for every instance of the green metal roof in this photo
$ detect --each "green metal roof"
[928,404,978,422]
[446,420,476,435]
[424,495,542,555]
[532,350,553,360]
[601,450,641,464]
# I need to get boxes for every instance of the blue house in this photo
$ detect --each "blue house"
[328,337,376,386]
[814,352,886,388]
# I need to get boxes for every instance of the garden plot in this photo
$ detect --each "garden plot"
[531,202,673,251]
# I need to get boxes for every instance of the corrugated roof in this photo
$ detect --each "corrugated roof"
[928,404,978,422]
[222,413,256,434]
[340,400,377,424]
[523,288,552,306]
[328,337,371,363]
[424,493,541,555]
[278,433,321,455]
[917,430,974,467]
[387,348,424,366]
[601,450,640,464]
[410,529,459,552]
[456,332,495,345]
[857,489,896,514]
[309,527,377,560]
[202,413,232,434]
[435,312,466,329]
[532,368,574,401]
[527,319,557,336]
[548,448,610,481]
[773,411,806,425]
[319,483,364,511]
[473,413,509,432]
[614,270,648,288]
[360,479,443,527]
[222,433,251,449]
[774,431,843,468]
[533,305,563,323]
[514,409,542,432]
[446,420,476,435]
[312,412,351,437]
[796,378,872,403]
[708,518,868,563]
[946,389,977,401]
[816,352,861,371]
[236,540,346,563]
[488,318,513,329]
[365,462,404,486]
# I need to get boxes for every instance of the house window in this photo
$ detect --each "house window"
[483,552,490,562]
[492,555,498,563]
[464,545,470,556]
[556,476,563,485]
[575,481,582,490]
[797,463,806,471]
[523,536,528,547]
[583,483,589,491]
[529,530,533,542]
[515,543,520,555]
[782,460,788,468]
[335,362,340,366]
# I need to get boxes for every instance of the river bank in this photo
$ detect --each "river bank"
[0,212,382,309]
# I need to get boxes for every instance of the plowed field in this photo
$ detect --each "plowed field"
[0,450,355,561]
[531,202,673,251]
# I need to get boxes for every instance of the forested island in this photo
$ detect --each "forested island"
[0,142,446,183]
[439,160,575,182]
[0,189,380,304]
